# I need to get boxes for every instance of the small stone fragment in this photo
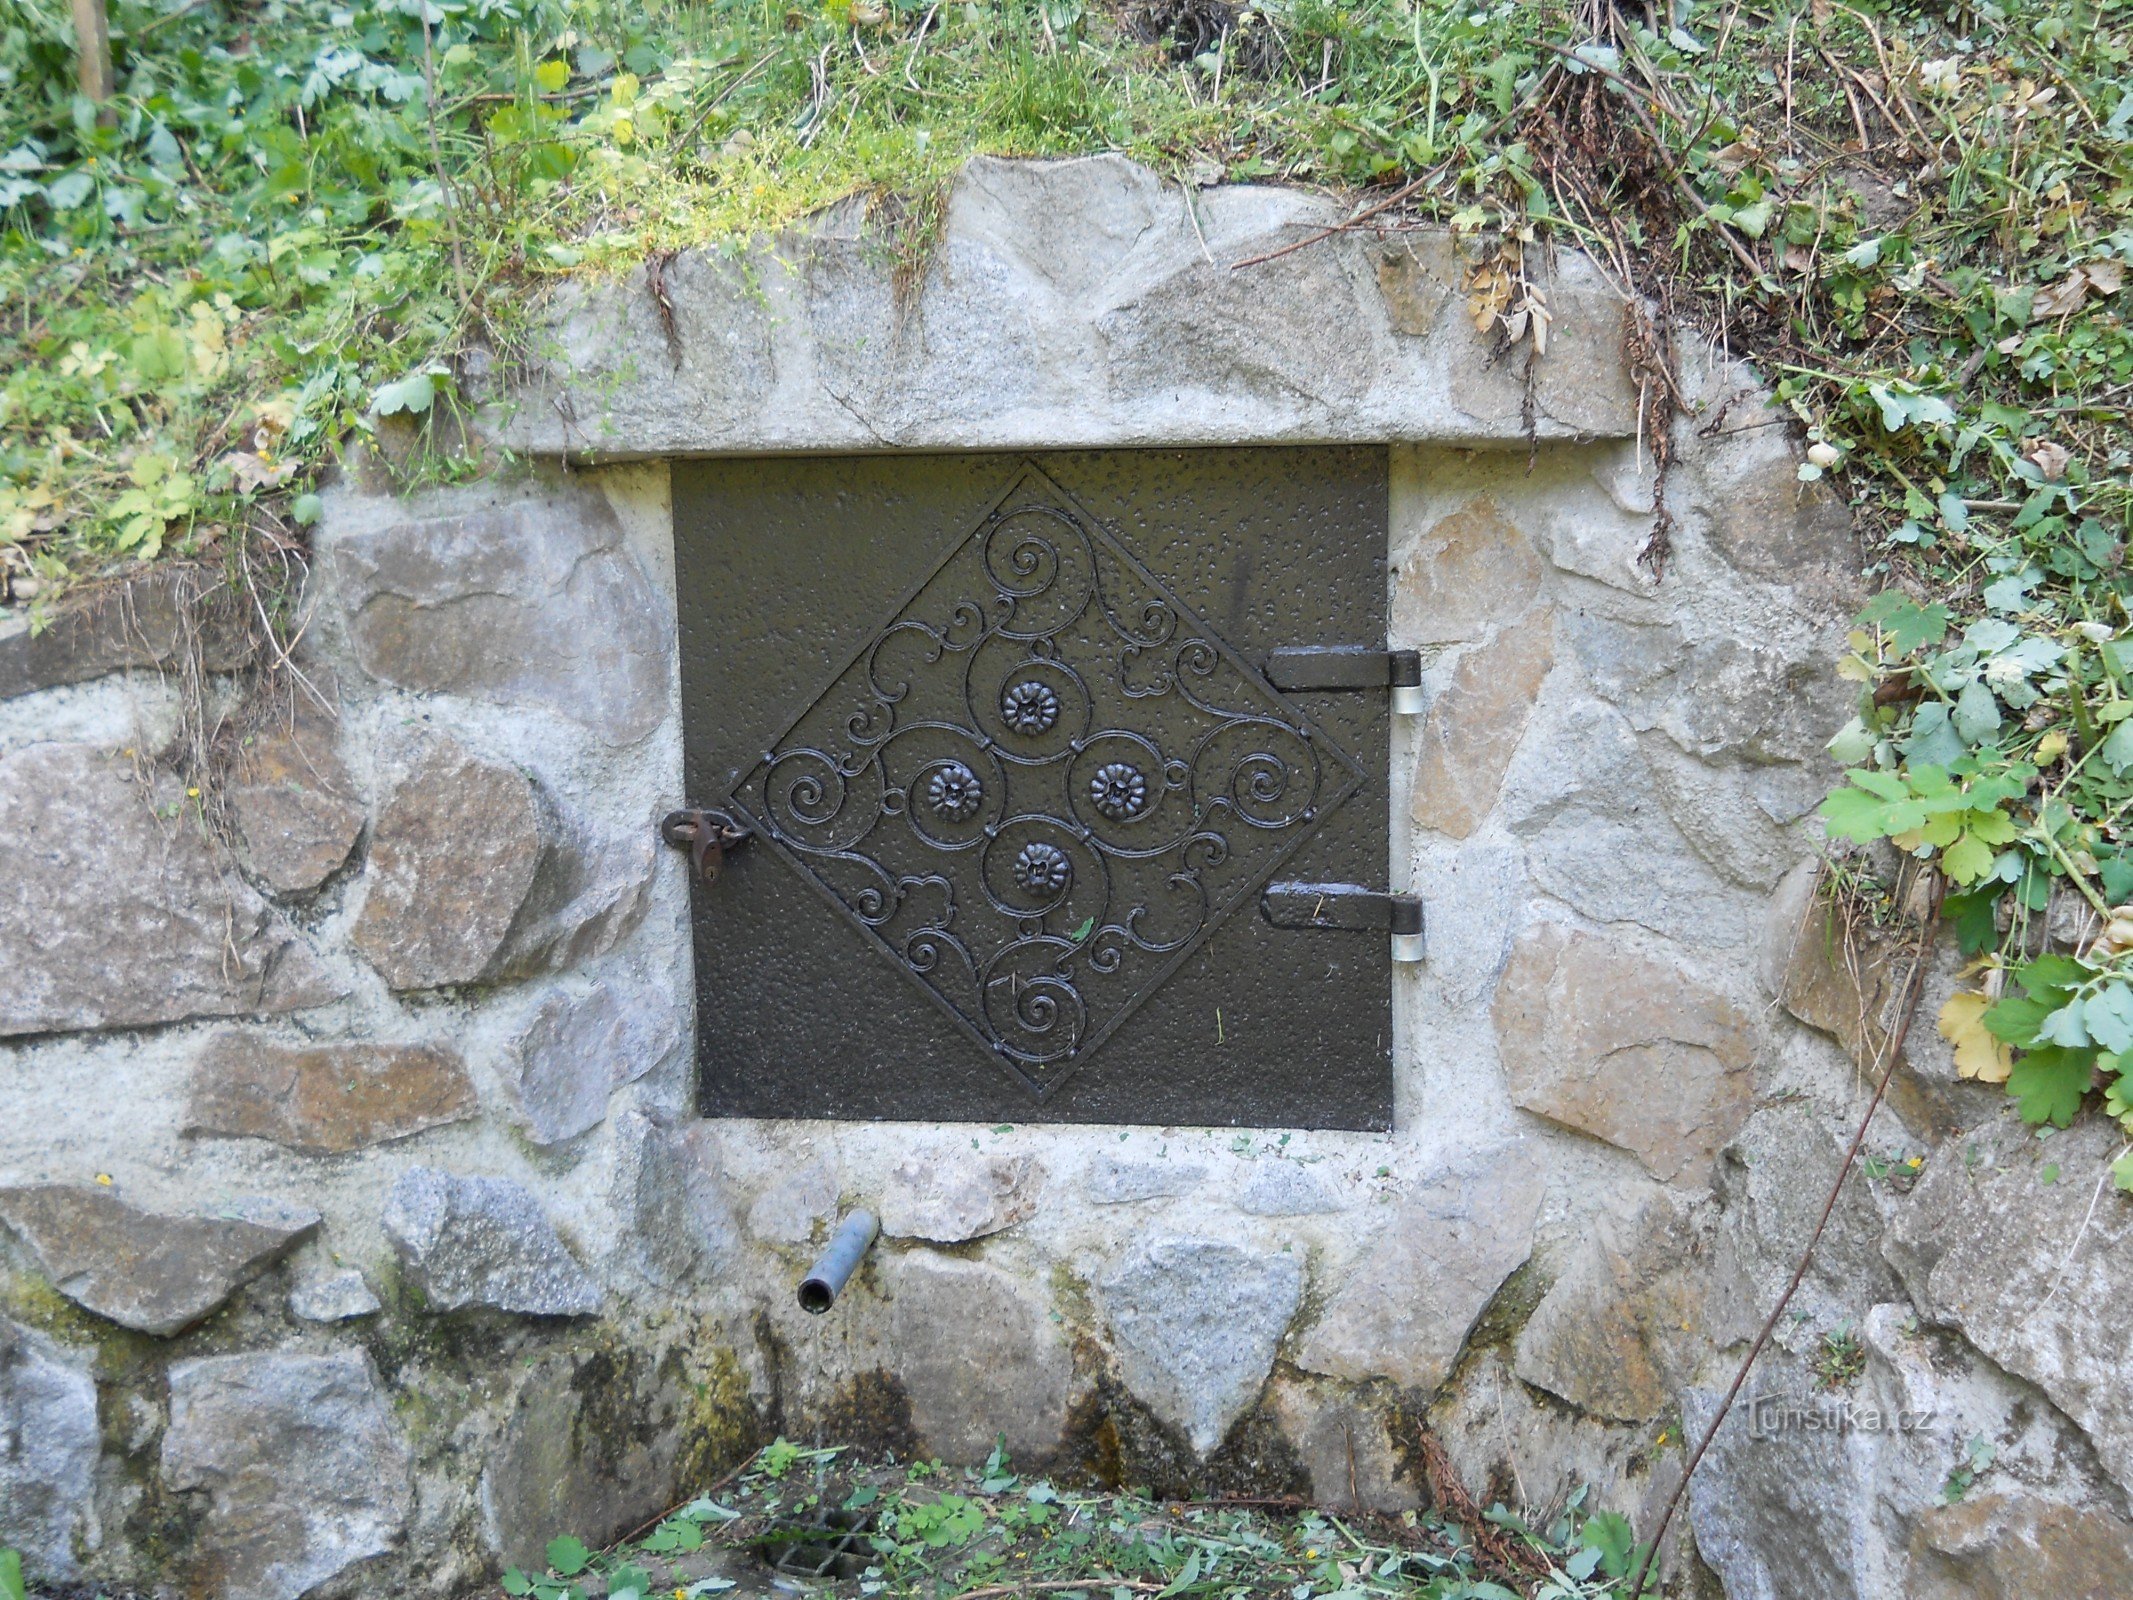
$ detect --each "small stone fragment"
[0,1185,319,1336]
[162,1350,412,1600]
[288,1268,382,1323]
[879,1152,1038,1243]
[226,689,365,893]
[1083,1155,1205,1205]
[1100,1236,1304,1455]
[381,1167,602,1317]
[1410,608,1556,839]
[503,985,678,1147]
[1235,1162,1346,1217]
[0,1317,99,1581]
[746,1159,840,1243]
[1493,924,1755,1186]
[185,1032,476,1154]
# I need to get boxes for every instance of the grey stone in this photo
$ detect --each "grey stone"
[746,1159,840,1243]
[1100,1237,1304,1455]
[329,484,671,746]
[1266,1380,1418,1513]
[1294,1144,1544,1393]
[495,157,1638,459]
[0,1317,99,1581]
[0,1185,318,1336]
[480,1346,690,1572]
[381,1167,602,1317]
[1886,1116,2133,1495]
[503,984,679,1147]
[225,688,365,894]
[0,744,344,1037]
[162,1350,411,1600]
[1513,1187,1722,1422]
[185,1032,476,1154]
[287,1268,381,1323]
[613,1114,740,1287]
[1659,636,1854,767]
[1083,1155,1205,1206]
[1908,1493,2133,1600]
[879,1152,1038,1242]
[0,565,258,701]
[1235,1162,1346,1217]
[888,1254,1074,1464]
[1645,741,1810,891]
[349,734,652,991]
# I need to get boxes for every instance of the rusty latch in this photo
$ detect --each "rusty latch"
[660,807,752,886]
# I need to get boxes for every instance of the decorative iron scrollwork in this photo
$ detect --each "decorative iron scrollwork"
[725,464,1364,1100]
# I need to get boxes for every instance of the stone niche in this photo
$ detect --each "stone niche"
[2,154,2124,1600]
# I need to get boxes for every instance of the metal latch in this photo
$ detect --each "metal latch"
[1265,646,1424,714]
[661,807,752,886]
[1260,882,1426,963]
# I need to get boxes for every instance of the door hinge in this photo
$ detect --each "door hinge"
[661,807,753,886]
[1265,646,1424,712]
[1261,881,1425,963]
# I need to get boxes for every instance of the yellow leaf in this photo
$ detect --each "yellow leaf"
[1939,991,2012,1083]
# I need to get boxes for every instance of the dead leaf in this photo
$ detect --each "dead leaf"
[2084,257,2125,296]
[2032,270,2092,320]
[1939,991,2013,1083]
[2027,440,2074,481]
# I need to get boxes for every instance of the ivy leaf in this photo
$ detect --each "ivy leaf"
[545,1536,591,1577]
[2084,984,2133,1055]
[2008,1046,2093,1127]
[1939,991,2013,1083]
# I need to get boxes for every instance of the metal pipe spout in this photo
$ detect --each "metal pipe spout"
[797,1209,879,1314]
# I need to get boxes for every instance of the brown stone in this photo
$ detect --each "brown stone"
[0,565,258,701]
[226,688,365,894]
[1395,495,1545,645]
[1910,1494,2133,1600]
[0,744,344,1037]
[0,1185,318,1336]
[1494,924,1755,1186]
[1376,237,1458,337]
[1410,607,1555,839]
[184,1032,476,1154]
[350,735,543,989]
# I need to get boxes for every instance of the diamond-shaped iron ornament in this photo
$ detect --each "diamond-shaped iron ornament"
[724,465,1366,1100]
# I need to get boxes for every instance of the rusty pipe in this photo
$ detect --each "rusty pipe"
[797,1210,878,1314]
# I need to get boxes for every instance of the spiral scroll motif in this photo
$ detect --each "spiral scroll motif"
[723,463,1365,1099]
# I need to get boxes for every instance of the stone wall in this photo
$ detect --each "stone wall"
[3,156,2130,1600]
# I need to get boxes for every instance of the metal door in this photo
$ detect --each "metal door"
[672,448,1393,1128]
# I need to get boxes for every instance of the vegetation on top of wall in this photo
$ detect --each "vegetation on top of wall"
[1,1,2131,1164]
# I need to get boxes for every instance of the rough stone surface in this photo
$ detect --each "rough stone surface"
[1295,1145,1544,1393]
[0,1185,318,1336]
[613,1115,741,1287]
[1909,1493,2133,1600]
[349,735,651,990]
[0,565,258,701]
[330,486,671,746]
[480,1348,689,1572]
[1886,1116,2133,1495]
[1410,608,1555,839]
[1494,924,1755,1185]
[381,1167,602,1317]
[287,1267,381,1323]
[184,1032,476,1154]
[1394,495,1544,644]
[878,1152,1038,1243]
[1266,1381,1419,1513]
[1100,1238,1304,1455]
[0,744,343,1036]
[1083,1156,1206,1205]
[1761,857,1914,1070]
[745,1160,840,1244]
[497,157,1638,459]
[1513,1188,1720,1421]
[162,1351,411,1600]
[502,984,678,1147]
[0,1317,99,1580]
[1235,1162,1346,1217]
[225,689,365,894]
[888,1254,1074,1463]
